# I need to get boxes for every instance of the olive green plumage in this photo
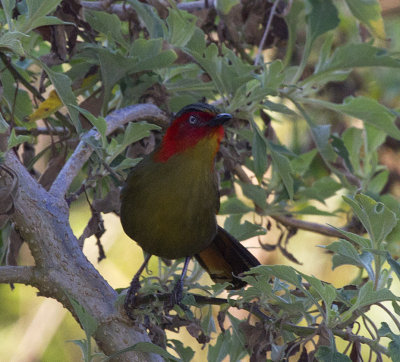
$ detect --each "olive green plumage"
[120,135,220,259]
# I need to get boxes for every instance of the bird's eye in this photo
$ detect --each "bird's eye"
[188,115,198,125]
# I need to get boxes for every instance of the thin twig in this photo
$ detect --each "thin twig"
[254,0,280,66]
[232,164,348,240]
[14,126,71,137]
[376,302,400,332]
[271,214,350,240]
[134,292,228,306]
[0,266,36,285]
[0,52,70,125]
[0,52,45,102]
[81,1,213,19]
[333,328,388,355]
[49,104,169,198]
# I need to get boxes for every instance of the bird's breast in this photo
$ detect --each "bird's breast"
[120,136,221,259]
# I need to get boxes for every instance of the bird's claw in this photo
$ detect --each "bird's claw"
[124,277,141,319]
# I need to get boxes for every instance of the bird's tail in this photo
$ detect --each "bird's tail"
[194,226,260,289]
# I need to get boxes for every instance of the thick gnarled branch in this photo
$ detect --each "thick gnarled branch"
[4,104,170,361]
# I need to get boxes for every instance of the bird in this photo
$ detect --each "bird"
[120,103,260,314]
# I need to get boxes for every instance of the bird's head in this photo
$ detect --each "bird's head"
[155,103,232,162]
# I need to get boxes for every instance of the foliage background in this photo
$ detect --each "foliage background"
[1,0,400,361]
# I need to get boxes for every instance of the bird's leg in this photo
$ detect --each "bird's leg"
[170,256,191,307]
[124,253,152,319]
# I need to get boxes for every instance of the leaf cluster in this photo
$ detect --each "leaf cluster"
[1,0,400,361]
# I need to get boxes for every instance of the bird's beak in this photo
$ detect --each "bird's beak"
[209,113,232,126]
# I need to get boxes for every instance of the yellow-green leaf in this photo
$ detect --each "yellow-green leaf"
[345,0,386,39]
[26,90,62,122]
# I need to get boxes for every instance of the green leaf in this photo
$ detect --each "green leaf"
[330,134,353,173]
[68,296,98,339]
[68,339,90,361]
[306,0,340,44]
[251,127,268,181]
[311,124,336,162]
[387,253,400,281]
[184,41,254,97]
[260,60,286,91]
[342,281,398,322]
[300,177,342,204]
[314,34,334,74]
[73,106,107,145]
[127,0,164,38]
[290,149,317,175]
[283,1,304,67]
[89,41,176,110]
[169,340,195,362]
[324,239,375,280]
[315,346,351,362]
[267,140,294,200]
[28,16,72,29]
[1,0,16,29]
[368,170,388,195]
[166,8,197,47]
[105,342,179,361]
[392,301,400,317]
[106,121,160,164]
[208,331,230,362]
[266,265,303,288]
[17,0,62,33]
[0,68,33,122]
[112,157,142,172]
[216,0,239,15]
[224,215,265,241]
[122,121,160,148]
[131,39,177,73]
[239,182,267,210]
[0,31,26,55]
[343,194,398,244]
[378,322,400,361]
[263,99,296,115]
[323,96,400,140]
[185,27,206,54]
[7,128,32,149]
[342,127,363,174]
[316,43,400,74]
[365,123,386,153]
[0,113,8,133]
[84,10,127,47]
[344,0,386,39]
[219,197,253,215]
[26,0,61,20]
[326,225,372,248]
[302,274,337,310]
[294,205,335,217]
[226,313,248,361]
[38,61,80,132]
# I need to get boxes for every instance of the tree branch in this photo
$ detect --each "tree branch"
[49,103,168,199]
[14,126,70,137]
[254,0,279,66]
[5,145,162,361]
[270,214,348,240]
[0,265,36,285]
[81,1,215,19]
[232,164,347,240]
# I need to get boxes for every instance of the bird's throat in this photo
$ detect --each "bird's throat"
[154,128,223,164]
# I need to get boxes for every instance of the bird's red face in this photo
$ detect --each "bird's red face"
[155,104,232,162]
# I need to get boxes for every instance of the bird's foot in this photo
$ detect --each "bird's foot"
[124,277,141,319]
[168,279,189,312]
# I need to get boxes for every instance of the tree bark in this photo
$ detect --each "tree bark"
[3,104,169,361]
